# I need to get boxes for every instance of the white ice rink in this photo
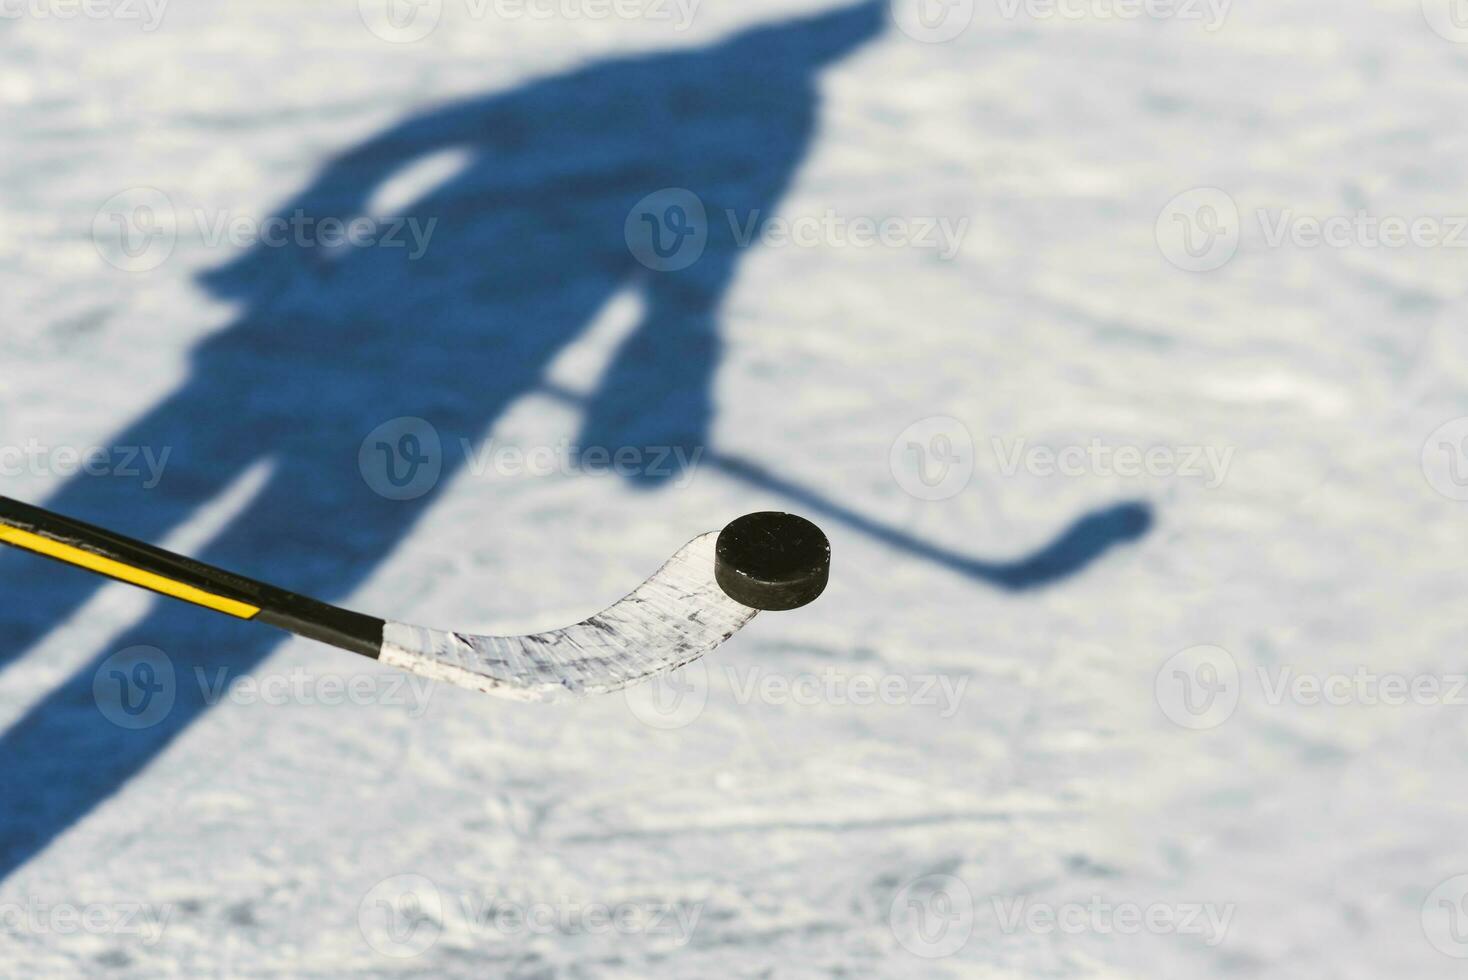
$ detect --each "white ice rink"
[2,1,1467,975]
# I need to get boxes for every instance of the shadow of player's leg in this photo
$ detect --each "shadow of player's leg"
[0,451,450,880]
[0,377,261,673]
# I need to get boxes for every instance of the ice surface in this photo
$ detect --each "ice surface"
[0,0,1465,976]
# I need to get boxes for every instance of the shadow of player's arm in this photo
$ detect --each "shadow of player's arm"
[198,93,519,300]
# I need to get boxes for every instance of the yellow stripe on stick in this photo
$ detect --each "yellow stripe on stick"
[0,524,261,620]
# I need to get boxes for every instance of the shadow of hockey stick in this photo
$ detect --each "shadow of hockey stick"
[539,382,1153,591]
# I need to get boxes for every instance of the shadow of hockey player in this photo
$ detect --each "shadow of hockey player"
[0,0,1148,880]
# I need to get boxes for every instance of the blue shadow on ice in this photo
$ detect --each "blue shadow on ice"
[0,0,1149,880]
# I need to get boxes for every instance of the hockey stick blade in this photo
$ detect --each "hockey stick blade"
[384,512,830,701]
[0,497,829,703]
[382,532,754,701]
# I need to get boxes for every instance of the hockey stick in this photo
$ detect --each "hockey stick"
[0,497,829,702]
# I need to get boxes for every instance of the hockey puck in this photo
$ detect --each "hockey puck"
[715,512,830,611]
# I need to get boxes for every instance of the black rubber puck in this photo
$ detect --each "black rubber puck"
[715,512,830,611]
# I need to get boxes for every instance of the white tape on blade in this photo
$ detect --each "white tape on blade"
[379,533,757,702]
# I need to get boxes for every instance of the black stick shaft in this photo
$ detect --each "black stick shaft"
[0,496,384,658]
